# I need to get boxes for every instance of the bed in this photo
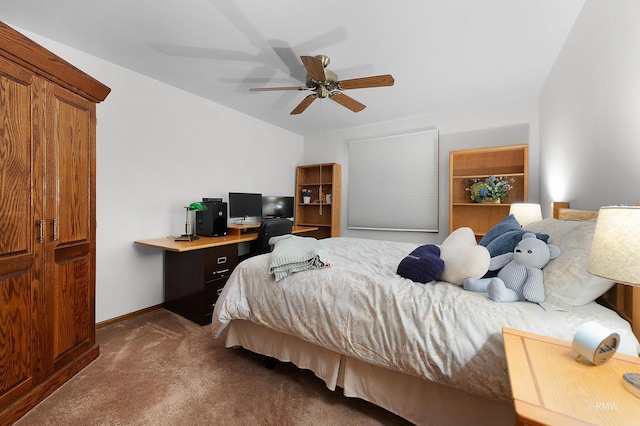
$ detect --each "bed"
[211,204,640,425]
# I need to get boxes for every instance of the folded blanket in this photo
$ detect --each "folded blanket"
[268,235,328,281]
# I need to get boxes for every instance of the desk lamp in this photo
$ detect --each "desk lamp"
[509,203,542,226]
[175,202,208,242]
[587,206,640,398]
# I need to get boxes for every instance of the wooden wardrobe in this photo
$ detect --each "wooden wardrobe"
[0,22,110,423]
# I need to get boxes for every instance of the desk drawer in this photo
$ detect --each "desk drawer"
[204,245,237,280]
[204,281,226,317]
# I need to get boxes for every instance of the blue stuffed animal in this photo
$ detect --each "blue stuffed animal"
[463,232,560,303]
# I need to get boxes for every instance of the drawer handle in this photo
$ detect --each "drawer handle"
[217,256,227,264]
[213,269,229,276]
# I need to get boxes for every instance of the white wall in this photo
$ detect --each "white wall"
[539,0,640,213]
[304,98,539,244]
[17,28,304,323]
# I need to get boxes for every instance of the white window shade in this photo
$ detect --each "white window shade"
[348,129,439,232]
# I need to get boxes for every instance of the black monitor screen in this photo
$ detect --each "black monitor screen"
[229,192,263,218]
[262,196,294,218]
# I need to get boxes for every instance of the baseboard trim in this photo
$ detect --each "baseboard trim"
[96,304,164,329]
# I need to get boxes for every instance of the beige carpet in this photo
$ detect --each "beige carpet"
[15,309,411,425]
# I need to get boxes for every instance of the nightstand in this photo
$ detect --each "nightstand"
[503,327,640,425]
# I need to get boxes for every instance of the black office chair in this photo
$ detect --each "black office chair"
[252,218,293,257]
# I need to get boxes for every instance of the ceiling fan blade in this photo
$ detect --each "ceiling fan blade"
[300,56,326,82]
[249,86,306,92]
[337,74,395,90]
[290,94,317,115]
[329,92,366,112]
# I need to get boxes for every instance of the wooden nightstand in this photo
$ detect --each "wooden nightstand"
[503,327,640,425]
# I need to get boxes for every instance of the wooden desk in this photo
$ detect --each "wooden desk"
[503,327,640,426]
[134,225,316,252]
[134,225,317,325]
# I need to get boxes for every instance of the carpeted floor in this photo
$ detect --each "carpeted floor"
[15,309,412,425]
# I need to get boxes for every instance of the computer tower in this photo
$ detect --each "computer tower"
[196,201,228,237]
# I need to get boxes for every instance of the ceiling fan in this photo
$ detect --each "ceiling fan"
[249,55,394,115]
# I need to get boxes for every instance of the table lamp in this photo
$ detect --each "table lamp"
[509,203,542,226]
[175,202,208,242]
[586,205,640,398]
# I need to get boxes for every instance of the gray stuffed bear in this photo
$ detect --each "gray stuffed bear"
[463,232,560,303]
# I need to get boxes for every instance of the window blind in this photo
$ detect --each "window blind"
[348,129,439,232]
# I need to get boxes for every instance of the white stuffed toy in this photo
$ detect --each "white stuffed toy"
[463,232,560,303]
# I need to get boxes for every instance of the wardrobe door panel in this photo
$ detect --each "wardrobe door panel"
[52,94,92,244]
[0,58,41,406]
[44,84,96,369]
[0,272,35,408]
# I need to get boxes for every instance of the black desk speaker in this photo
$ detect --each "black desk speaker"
[196,201,227,237]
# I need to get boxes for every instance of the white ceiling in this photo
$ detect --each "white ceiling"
[1,0,585,136]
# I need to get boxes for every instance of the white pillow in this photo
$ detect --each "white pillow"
[524,218,615,311]
[438,227,490,286]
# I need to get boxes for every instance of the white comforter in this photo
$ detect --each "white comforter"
[212,237,640,401]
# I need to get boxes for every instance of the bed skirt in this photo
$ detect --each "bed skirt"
[225,320,514,426]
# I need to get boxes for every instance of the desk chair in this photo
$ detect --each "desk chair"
[252,218,293,256]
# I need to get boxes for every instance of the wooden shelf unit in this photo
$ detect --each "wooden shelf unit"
[449,144,528,239]
[294,163,341,239]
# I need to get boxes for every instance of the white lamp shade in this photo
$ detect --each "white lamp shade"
[587,206,640,286]
[509,203,543,226]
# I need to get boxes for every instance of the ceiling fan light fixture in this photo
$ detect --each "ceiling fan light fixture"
[317,86,328,98]
[250,54,394,114]
[316,54,330,68]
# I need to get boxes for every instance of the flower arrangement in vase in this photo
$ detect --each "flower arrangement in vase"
[302,188,312,203]
[466,175,515,203]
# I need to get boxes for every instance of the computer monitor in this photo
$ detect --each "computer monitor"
[228,192,263,220]
[262,196,294,219]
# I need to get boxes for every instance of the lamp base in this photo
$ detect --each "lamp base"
[175,234,200,242]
